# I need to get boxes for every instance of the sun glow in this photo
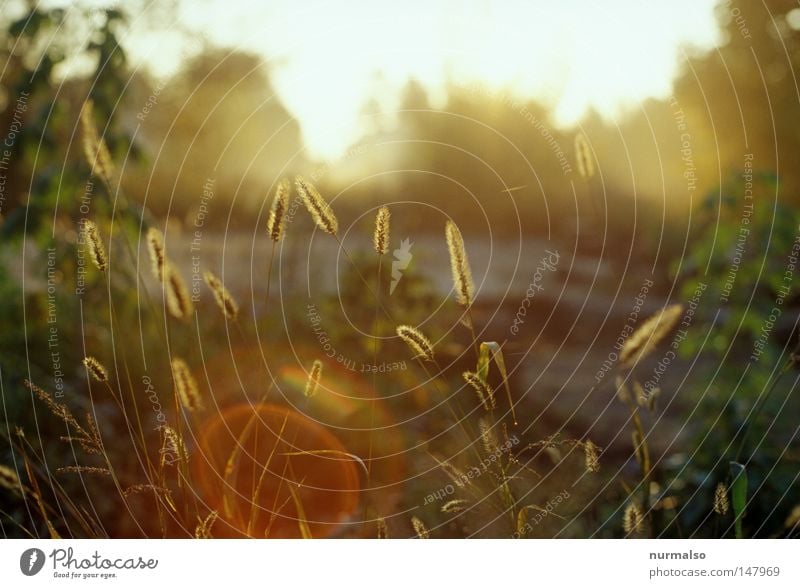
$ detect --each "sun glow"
[121,0,723,159]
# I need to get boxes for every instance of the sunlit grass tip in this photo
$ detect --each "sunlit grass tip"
[373,205,390,255]
[171,357,203,411]
[146,227,166,282]
[164,263,194,320]
[82,219,107,272]
[396,325,435,362]
[82,356,108,383]
[445,220,475,306]
[295,175,338,236]
[266,178,290,242]
[620,304,684,367]
[203,270,239,320]
[411,516,430,539]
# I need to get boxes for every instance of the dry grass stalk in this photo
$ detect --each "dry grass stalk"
[24,380,101,454]
[304,359,323,398]
[79,99,114,183]
[713,483,729,515]
[195,511,218,538]
[623,502,644,535]
[620,304,684,367]
[203,270,239,320]
[295,176,338,236]
[376,518,389,538]
[583,440,600,473]
[411,516,430,539]
[445,220,475,306]
[266,179,290,242]
[82,356,108,383]
[83,220,107,272]
[396,325,435,362]
[164,263,193,320]
[373,205,390,255]
[56,466,110,476]
[574,131,595,179]
[123,484,173,499]
[463,370,495,410]
[146,227,166,281]
[171,358,202,411]
[479,418,499,455]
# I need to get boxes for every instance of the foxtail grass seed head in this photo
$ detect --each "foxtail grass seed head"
[0,464,21,493]
[82,356,108,382]
[445,220,475,307]
[266,179,290,242]
[463,370,495,410]
[83,220,107,272]
[305,359,323,398]
[162,426,188,466]
[441,499,468,514]
[574,131,595,180]
[620,304,684,367]
[376,517,389,538]
[584,440,600,473]
[79,99,115,183]
[195,511,219,539]
[165,263,194,320]
[411,516,430,539]
[623,502,644,535]
[396,325,435,362]
[146,227,166,282]
[373,206,390,255]
[295,175,338,236]
[203,270,239,320]
[171,358,202,411]
[713,483,729,516]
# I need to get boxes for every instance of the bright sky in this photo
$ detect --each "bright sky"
[66,0,724,159]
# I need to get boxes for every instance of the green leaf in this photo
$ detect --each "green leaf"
[729,461,748,539]
[477,342,516,424]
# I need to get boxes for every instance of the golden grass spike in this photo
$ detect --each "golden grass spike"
[56,466,111,476]
[171,357,203,411]
[463,370,495,410]
[266,178,290,242]
[583,440,600,473]
[203,270,239,320]
[164,263,194,320]
[411,516,430,539]
[82,356,108,383]
[0,464,21,493]
[146,227,166,281]
[396,325,435,362]
[441,499,468,513]
[82,220,107,272]
[445,220,475,306]
[79,99,115,183]
[376,517,389,538]
[304,359,323,398]
[295,175,338,235]
[574,131,595,179]
[713,482,730,516]
[161,426,188,467]
[621,304,684,367]
[373,205,390,255]
[623,502,644,535]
